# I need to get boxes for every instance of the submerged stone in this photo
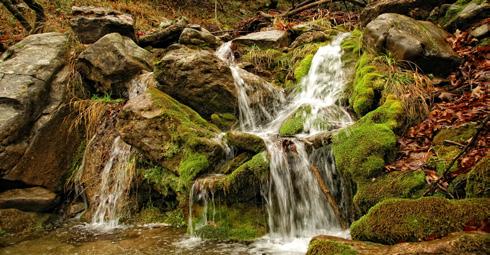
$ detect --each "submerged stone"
[0,187,57,212]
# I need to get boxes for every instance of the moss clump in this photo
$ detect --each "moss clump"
[178,152,209,184]
[294,54,314,82]
[350,197,490,244]
[432,123,477,145]
[223,152,269,194]
[279,105,312,136]
[428,145,461,175]
[210,112,237,130]
[225,131,265,153]
[193,204,267,241]
[350,53,384,117]
[358,95,404,131]
[307,239,358,255]
[333,122,397,182]
[354,170,427,214]
[465,158,490,198]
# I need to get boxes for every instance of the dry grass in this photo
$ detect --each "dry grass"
[69,99,110,142]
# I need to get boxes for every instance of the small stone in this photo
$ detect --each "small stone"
[470,23,489,38]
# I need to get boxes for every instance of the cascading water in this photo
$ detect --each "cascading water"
[215,33,353,253]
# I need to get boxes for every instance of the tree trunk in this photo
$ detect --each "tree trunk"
[22,0,45,34]
[0,0,32,32]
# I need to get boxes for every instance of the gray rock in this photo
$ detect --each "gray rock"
[290,31,328,48]
[234,30,289,48]
[364,13,461,76]
[138,18,188,48]
[361,0,454,26]
[77,33,152,97]
[0,187,57,212]
[70,6,135,44]
[0,32,68,171]
[178,27,222,49]
[154,45,281,119]
[442,1,490,32]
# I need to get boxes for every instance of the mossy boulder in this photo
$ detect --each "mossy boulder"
[192,203,267,241]
[294,54,314,82]
[350,197,490,244]
[465,158,490,198]
[308,232,490,255]
[210,113,237,130]
[117,88,225,184]
[225,131,265,153]
[364,13,461,76]
[440,0,490,32]
[279,105,312,136]
[354,170,427,214]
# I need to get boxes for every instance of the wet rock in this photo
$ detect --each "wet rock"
[279,105,311,136]
[138,18,188,48]
[470,23,489,38]
[225,131,265,153]
[360,0,454,26]
[234,30,289,48]
[117,88,224,176]
[77,33,152,98]
[0,208,49,236]
[178,27,222,49]
[441,0,490,32]
[0,187,57,212]
[350,197,490,244]
[307,232,490,255]
[154,45,279,119]
[364,13,461,76]
[290,31,329,48]
[70,6,135,44]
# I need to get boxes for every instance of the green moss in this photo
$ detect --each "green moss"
[354,170,427,214]
[164,209,185,227]
[428,145,461,175]
[465,158,490,198]
[432,123,477,145]
[294,54,314,82]
[350,53,384,117]
[440,0,486,28]
[333,122,397,182]
[225,131,265,153]
[341,29,363,65]
[224,151,269,191]
[193,204,267,241]
[350,197,490,244]
[279,105,312,136]
[178,152,209,184]
[210,112,237,130]
[358,95,404,131]
[307,239,358,255]
[135,206,167,224]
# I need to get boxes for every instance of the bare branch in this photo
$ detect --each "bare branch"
[0,0,32,32]
[22,0,45,34]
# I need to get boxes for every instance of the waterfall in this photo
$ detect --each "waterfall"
[215,33,353,251]
[90,136,134,230]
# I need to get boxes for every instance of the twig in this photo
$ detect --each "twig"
[310,164,347,229]
[443,139,465,148]
[260,0,366,18]
[423,115,489,196]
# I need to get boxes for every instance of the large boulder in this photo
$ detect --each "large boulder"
[0,33,80,190]
[70,6,135,44]
[307,232,490,255]
[234,30,289,48]
[154,45,280,119]
[77,33,152,98]
[117,88,225,178]
[138,18,188,48]
[350,197,490,244]
[178,27,222,49]
[364,13,461,76]
[0,187,57,212]
[360,0,455,26]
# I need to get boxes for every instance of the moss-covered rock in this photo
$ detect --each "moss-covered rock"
[279,105,312,136]
[350,197,490,244]
[354,170,427,214]
[225,131,265,153]
[440,0,489,32]
[210,112,237,130]
[294,54,314,82]
[433,123,477,145]
[308,232,490,255]
[192,203,267,241]
[466,158,490,198]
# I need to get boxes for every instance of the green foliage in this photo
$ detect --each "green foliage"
[350,53,384,117]
[307,239,358,255]
[350,197,490,244]
[354,170,427,214]
[279,105,312,136]
[341,29,363,61]
[178,152,210,184]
